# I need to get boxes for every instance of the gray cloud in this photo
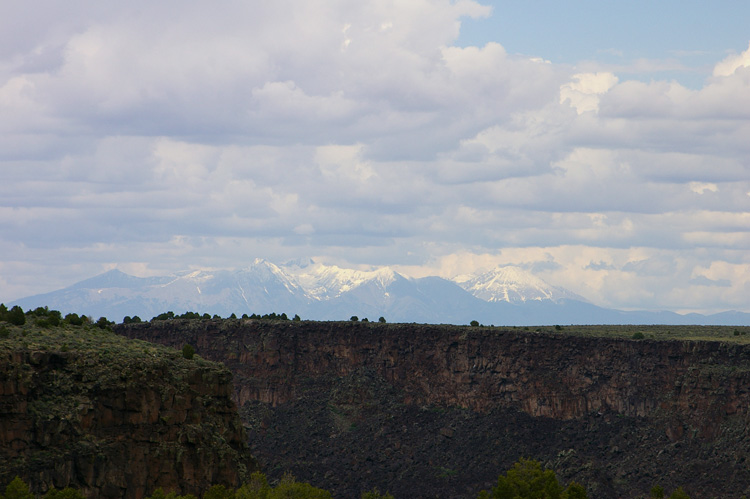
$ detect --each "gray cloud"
[0,1,749,315]
[689,276,732,287]
[585,261,617,271]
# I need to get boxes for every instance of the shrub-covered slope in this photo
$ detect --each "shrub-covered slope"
[0,319,256,498]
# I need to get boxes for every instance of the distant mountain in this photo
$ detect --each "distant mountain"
[8,260,750,326]
[285,262,399,301]
[455,265,588,304]
[280,262,485,323]
[10,260,311,321]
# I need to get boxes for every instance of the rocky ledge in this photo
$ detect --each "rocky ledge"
[0,324,256,498]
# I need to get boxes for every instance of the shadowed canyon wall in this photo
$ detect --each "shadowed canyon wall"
[117,320,750,431]
[116,320,750,498]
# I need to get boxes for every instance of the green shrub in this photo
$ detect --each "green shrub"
[64,314,83,326]
[470,320,479,327]
[651,485,665,498]
[182,344,195,360]
[270,474,332,499]
[565,482,588,499]
[31,306,49,316]
[235,471,269,498]
[44,487,85,499]
[35,309,60,328]
[35,318,51,328]
[3,477,34,499]
[632,332,645,340]
[203,484,234,499]
[7,306,26,326]
[64,313,84,326]
[236,472,332,499]
[144,487,197,499]
[152,311,176,321]
[350,316,359,322]
[477,458,587,499]
[95,317,111,329]
[378,317,386,323]
[668,487,691,499]
[362,489,394,499]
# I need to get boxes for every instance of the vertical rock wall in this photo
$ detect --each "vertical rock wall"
[117,320,750,434]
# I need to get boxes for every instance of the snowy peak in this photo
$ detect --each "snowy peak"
[227,259,310,303]
[238,258,297,284]
[454,266,585,304]
[283,262,405,300]
[369,267,401,289]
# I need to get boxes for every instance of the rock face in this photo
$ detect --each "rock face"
[0,327,256,498]
[116,320,750,498]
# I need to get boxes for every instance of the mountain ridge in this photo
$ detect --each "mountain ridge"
[8,260,750,326]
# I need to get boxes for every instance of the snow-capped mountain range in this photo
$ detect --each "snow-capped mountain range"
[454,266,588,304]
[8,259,750,326]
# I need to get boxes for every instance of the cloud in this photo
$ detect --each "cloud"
[713,42,750,77]
[622,257,678,277]
[689,182,718,194]
[401,245,750,314]
[560,72,618,114]
[585,261,617,271]
[0,2,749,314]
[689,276,731,287]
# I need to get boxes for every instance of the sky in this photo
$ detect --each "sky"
[1,0,749,314]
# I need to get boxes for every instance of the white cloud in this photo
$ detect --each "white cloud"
[689,182,718,194]
[560,72,618,114]
[713,41,750,77]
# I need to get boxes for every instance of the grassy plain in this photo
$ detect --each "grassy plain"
[521,324,750,343]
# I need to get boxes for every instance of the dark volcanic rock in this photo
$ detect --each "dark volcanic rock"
[0,326,257,498]
[116,319,750,498]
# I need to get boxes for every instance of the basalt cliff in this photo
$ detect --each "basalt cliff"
[116,320,750,498]
[0,325,256,498]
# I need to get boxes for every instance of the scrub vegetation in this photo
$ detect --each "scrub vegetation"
[2,465,707,498]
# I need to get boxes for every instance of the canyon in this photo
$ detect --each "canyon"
[116,319,750,498]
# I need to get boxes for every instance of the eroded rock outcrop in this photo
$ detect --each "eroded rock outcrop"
[0,326,256,498]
